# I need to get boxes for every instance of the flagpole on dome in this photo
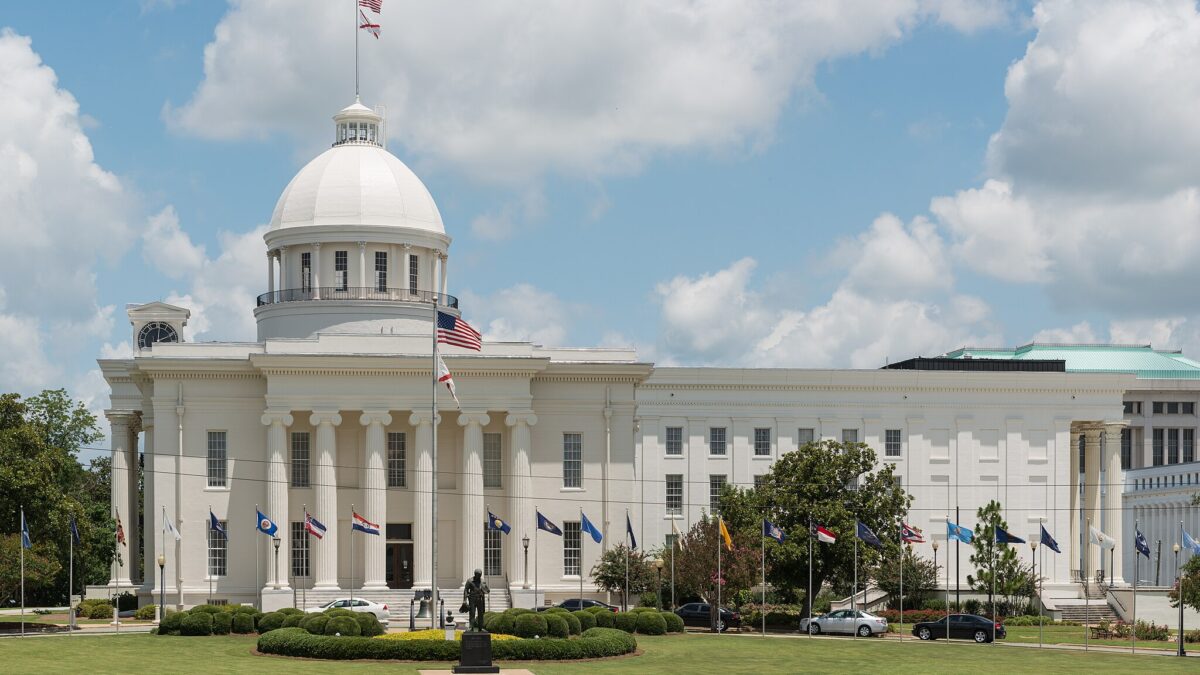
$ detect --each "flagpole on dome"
[353,0,359,99]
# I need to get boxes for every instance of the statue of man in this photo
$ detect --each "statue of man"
[460,568,490,631]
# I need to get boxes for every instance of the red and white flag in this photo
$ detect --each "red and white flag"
[358,0,382,13]
[359,10,380,39]
[901,522,925,544]
[436,353,462,409]
[811,523,836,544]
[116,510,127,545]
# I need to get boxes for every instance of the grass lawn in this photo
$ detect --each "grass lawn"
[888,621,1180,650]
[3,631,1196,674]
[0,613,151,625]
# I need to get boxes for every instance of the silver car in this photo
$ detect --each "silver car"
[305,598,390,622]
[800,609,887,637]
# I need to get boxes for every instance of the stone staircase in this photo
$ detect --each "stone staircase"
[1057,601,1119,624]
[293,585,511,618]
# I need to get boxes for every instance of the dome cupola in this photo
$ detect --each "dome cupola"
[333,97,384,147]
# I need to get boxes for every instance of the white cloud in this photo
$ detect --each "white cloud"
[142,206,206,279]
[1031,321,1098,344]
[841,213,952,300]
[931,179,1049,284]
[922,0,1016,33]
[469,188,547,241]
[169,1,997,183]
[458,283,574,346]
[157,225,266,343]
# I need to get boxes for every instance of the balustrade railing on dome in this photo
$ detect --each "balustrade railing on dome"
[256,286,459,309]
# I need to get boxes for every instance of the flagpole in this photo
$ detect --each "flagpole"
[853,533,858,640]
[761,524,766,637]
[161,505,166,623]
[579,507,584,602]
[431,292,439,629]
[670,525,675,611]
[624,508,630,612]
[1038,540,1043,648]
[899,533,904,643]
[354,0,359,99]
[256,504,262,612]
[1084,516,1090,652]
[534,505,539,606]
[350,504,355,609]
[807,519,812,640]
[69,516,74,635]
[945,514,950,643]
[114,508,120,632]
[717,516,722,634]
[208,504,213,605]
[20,506,25,638]
[1132,519,1138,654]
[992,528,996,645]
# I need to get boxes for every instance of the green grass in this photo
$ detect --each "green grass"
[889,620,1181,650]
[2,632,1196,674]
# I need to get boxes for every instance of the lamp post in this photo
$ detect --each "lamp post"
[933,538,947,642]
[522,535,530,590]
[654,558,664,610]
[157,553,166,624]
[1174,542,1184,657]
[272,536,281,590]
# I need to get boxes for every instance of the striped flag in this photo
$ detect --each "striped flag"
[358,0,382,12]
[359,10,380,39]
[810,522,836,544]
[436,353,461,408]
[352,512,381,535]
[437,311,482,350]
[115,510,126,545]
[900,522,925,544]
[305,511,327,540]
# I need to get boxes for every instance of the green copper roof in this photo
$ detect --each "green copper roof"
[942,343,1200,380]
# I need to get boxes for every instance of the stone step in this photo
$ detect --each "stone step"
[1057,603,1119,624]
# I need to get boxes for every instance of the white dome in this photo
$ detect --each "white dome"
[269,144,444,233]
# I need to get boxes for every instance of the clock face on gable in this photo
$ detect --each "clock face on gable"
[137,322,179,349]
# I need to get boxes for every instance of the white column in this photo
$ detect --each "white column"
[358,241,367,290]
[107,411,134,586]
[409,412,435,588]
[506,413,537,587]
[1083,427,1102,577]
[459,412,490,580]
[360,410,392,590]
[1069,429,1080,580]
[439,252,448,296]
[312,243,322,300]
[128,419,143,583]
[279,247,288,291]
[1104,423,1126,584]
[261,411,293,589]
[310,411,342,589]
[267,250,275,295]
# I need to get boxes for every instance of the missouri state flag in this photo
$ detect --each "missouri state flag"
[305,511,327,540]
[352,512,381,535]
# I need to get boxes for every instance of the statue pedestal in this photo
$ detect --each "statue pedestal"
[453,631,499,674]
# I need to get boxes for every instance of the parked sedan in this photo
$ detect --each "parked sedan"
[536,598,618,612]
[305,598,390,622]
[800,609,888,637]
[912,614,1005,643]
[674,602,741,632]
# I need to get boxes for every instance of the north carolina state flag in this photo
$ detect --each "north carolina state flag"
[810,522,836,544]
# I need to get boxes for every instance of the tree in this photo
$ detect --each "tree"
[871,545,940,610]
[719,440,910,618]
[672,514,761,611]
[966,500,1033,614]
[0,535,62,606]
[590,544,657,607]
[1168,555,1200,613]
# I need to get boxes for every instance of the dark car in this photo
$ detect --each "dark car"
[912,614,1006,643]
[536,598,618,612]
[674,602,741,632]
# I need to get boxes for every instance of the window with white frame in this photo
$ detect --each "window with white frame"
[666,426,683,455]
[208,520,227,577]
[290,431,310,488]
[483,432,502,488]
[1169,428,1180,464]
[1185,429,1195,463]
[892,475,903,489]
[885,429,902,457]
[409,254,419,293]
[797,428,815,448]
[387,432,406,488]
[290,522,310,578]
[665,533,679,550]
[709,427,726,455]
[563,433,582,488]
[842,428,859,443]
[374,251,388,291]
[334,250,348,291]
[754,427,771,456]
[564,521,581,576]
[484,528,502,576]
[1121,428,1133,470]
[301,252,312,291]
[207,431,227,488]
[1153,428,1164,466]
[709,474,727,514]
[665,474,683,515]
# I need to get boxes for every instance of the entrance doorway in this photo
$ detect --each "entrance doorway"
[386,542,414,589]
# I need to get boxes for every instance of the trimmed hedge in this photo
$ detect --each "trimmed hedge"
[257,612,286,633]
[231,612,256,634]
[562,612,582,635]
[635,611,667,635]
[135,604,158,621]
[613,612,637,633]
[629,606,659,615]
[180,612,214,636]
[355,613,385,637]
[324,608,356,619]
[324,615,361,636]
[584,606,607,615]
[211,613,232,635]
[506,608,534,616]
[80,599,113,619]
[282,613,304,628]
[513,613,548,639]
[661,611,685,633]
[593,610,615,628]
[190,604,224,615]
[572,610,596,631]
[257,626,636,661]
[300,613,330,635]
[544,613,569,638]
[278,607,303,616]
[159,611,184,635]
[485,613,515,635]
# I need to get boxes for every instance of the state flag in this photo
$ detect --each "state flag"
[536,511,562,536]
[763,519,785,544]
[352,511,380,535]
[256,509,279,537]
[580,511,603,544]
[488,511,511,534]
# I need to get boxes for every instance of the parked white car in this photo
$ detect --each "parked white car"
[800,609,887,637]
[305,598,390,622]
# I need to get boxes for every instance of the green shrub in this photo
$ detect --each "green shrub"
[482,611,498,626]
[191,604,224,615]
[661,611,684,633]
[134,604,157,621]
[257,612,286,633]
[278,607,303,616]
[544,613,569,638]
[584,605,607,615]
[505,607,534,616]
[211,612,232,635]
[159,610,184,635]
[324,607,355,618]
[282,613,304,628]
[513,612,548,639]
[229,612,254,634]
[180,612,214,636]
[117,592,137,612]
[562,611,581,635]
[613,612,637,633]
[324,615,361,637]
[486,613,515,635]
[923,598,947,611]
[354,613,384,637]
[573,610,596,631]
[85,602,113,619]
[545,606,569,615]
[635,611,667,635]
[630,606,658,615]
[593,610,615,628]
[300,613,329,635]
[234,605,258,615]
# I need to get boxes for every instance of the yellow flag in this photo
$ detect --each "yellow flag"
[719,517,733,551]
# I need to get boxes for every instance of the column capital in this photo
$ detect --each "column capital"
[458,412,491,427]
[409,411,441,426]
[505,412,538,427]
[261,411,294,427]
[357,241,366,249]
[280,245,288,253]
[360,410,393,426]
[105,409,137,425]
[1082,426,1105,441]
[313,242,322,250]
[309,411,342,427]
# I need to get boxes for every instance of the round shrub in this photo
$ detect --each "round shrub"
[354,613,384,637]
[158,610,184,635]
[593,610,615,628]
[562,611,582,635]
[324,615,362,637]
[278,607,303,616]
[661,611,684,633]
[545,606,569,615]
[234,605,258,615]
[513,612,548,639]
[257,612,286,633]
[324,607,355,618]
[613,612,637,633]
[282,613,304,628]
[584,605,607,615]
[191,604,224,615]
[486,613,515,635]
[300,613,329,635]
[482,611,498,625]
[211,612,232,635]
[505,607,533,616]
[630,606,658,615]
[572,610,596,631]
[135,604,157,621]
[84,602,113,619]
[180,611,214,636]
[635,611,667,635]
[231,612,255,634]
[544,613,569,638]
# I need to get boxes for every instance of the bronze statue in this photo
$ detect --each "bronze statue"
[460,568,490,631]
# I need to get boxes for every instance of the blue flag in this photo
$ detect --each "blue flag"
[488,511,511,535]
[209,510,227,539]
[1135,528,1151,559]
[537,511,562,536]
[21,510,31,550]
[626,513,637,550]
[947,520,973,544]
[70,516,81,545]
[1184,529,1200,555]
[1039,525,1060,553]
[256,510,278,536]
[857,521,883,549]
[995,527,1025,544]
[763,520,786,544]
[580,511,603,544]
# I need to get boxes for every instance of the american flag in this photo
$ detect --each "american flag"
[359,10,380,39]
[437,311,482,351]
[901,521,925,544]
[358,0,382,13]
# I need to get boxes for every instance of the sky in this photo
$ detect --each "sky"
[4,0,1200,424]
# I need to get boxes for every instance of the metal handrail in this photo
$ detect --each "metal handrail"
[256,286,459,308]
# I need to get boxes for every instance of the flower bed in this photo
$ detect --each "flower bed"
[377,629,521,642]
[257,626,636,661]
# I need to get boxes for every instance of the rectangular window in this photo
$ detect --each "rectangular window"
[1153,428,1164,466]
[409,254,419,293]
[1169,428,1180,464]
[1168,402,1181,415]
[1079,433,1086,471]
[207,520,227,577]
[665,474,683,516]
[1121,428,1132,470]
[207,431,227,488]
[387,432,406,488]
[842,428,859,444]
[483,432,502,488]
[1185,402,1196,415]
[665,427,683,455]
[754,427,771,456]
[753,474,766,489]
[301,252,312,292]
[885,429,902,457]
[334,250,348,291]
[563,433,582,488]
[797,428,815,448]
[374,251,388,291]
[1124,401,1144,415]
[1184,429,1194,464]
[563,521,581,576]
[290,431,310,488]
[892,475,903,489]
[709,427,726,455]
[484,528,502,576]
[709,474,727,515]
[1154,402,1164,414]
[290,522,310,578]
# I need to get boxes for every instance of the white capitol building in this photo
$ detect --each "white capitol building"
[100,100,1199,624]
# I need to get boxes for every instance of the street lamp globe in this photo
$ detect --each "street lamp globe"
[522,535,530,551]
[157,553,166,568]
[931,539,939,552]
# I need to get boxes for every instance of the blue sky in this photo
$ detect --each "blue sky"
[3,1,1200,412]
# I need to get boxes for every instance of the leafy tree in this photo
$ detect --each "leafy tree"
[590,544,657,608]
[0,535,62,606]
[1168,555,1200,613]
[719,440,910,618]
[871,545,941,610]
[672,514,761,615]
[966,500,1032,613]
